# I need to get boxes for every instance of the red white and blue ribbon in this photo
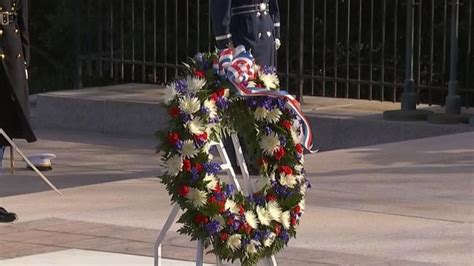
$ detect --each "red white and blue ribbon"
[218,46,316,153]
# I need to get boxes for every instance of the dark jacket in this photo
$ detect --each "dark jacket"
[211,0,281,67]
[0,0,35,145]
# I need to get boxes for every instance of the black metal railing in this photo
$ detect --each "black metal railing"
[75,0,473,107]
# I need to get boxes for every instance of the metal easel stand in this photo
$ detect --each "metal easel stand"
[154,133,276,266]
[0,129,62,196]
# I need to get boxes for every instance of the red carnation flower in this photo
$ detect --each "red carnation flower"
[294,205,301,214]
[214,184,222,192]
[194,70,205,78]
[295,143,304,154]
[177,185,190,197]
[210,93,219,102]
[266,194,277,202]
[217,201,226,213]
[291,217,297,226]
[183,159,192,172]
[194,214,209,224]
[274,224,281,235]
[243,222,252,234]
[220,232,229,241]
[194,132,208,142]
[281,120,292,130]
[239,205,245,215]
[194,163,203,172]
[168,106,180,118]
[208,195,217,204]
[279,166,293,176]
[167,132,180,145]
[274,147,286,160]
[216,88,226,97]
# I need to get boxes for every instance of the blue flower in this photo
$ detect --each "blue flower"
[275,98,286,109]
[279,136,287,146]
[180,113,192,123]
[205,220,220,235]
[263,126,272,135]
[279,230,290,243]
[248,194,266,206]
[175,79,188,94]
[194,52,203,62]
[204,162,221,175]
[190,168,200,183]
[224,184,236,197]
[216,98,228,109]
[175,140,183,150]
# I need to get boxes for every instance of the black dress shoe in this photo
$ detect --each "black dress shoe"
[0,207,18,223]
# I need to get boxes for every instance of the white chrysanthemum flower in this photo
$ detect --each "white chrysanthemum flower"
[290,128,301,144]
[180,140,198,158]
[186,76,206,93]
[295,174,305,183]
[246,240,260,254]
[254,107,268,121]
[179,95,201,115]
[300,183,307,195]
[256,206,271,226]
[267,202,282,222]
[248,81,257,88]
[214,215,226,226]
[280,211,291,229]
[299,199,306,213]
[224,199,240,214]
[279,174,298,188]
[186,188,207,208]
[163,83,178,103]
[227,234,242,252]
[244,211,258,229]
[259,133,280,156]
[186,117,206,135]
[294,164,304,172]
[203,174,218,191]
[163,154,182,176]
[204,99,218,119]
[263,232,276,247]
[265,108,282,124]
[260,73,280,89]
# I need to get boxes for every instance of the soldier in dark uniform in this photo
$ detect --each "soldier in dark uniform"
[211,0,282,174]
[0,0,35,223]
[211,0,281,67]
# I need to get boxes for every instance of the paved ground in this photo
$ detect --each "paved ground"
[0,129,472,265]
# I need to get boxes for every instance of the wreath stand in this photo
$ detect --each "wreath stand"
[0,129,62,196]
[154,134,277,266]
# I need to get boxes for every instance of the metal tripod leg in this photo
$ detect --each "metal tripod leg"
[154,204,180,266]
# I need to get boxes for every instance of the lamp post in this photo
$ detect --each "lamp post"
[401,0,417,111]
[383,0,432,121]
[445,0,462,114]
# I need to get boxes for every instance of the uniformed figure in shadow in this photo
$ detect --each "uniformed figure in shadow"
[211,0,281,67]
[211,0,281,173]
[0,0,35,223]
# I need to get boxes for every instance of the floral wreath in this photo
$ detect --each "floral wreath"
[158,46,314,265]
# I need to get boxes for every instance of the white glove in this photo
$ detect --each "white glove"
[275,38,281,50]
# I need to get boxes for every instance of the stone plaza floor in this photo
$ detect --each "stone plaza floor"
[0,129,472,265]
